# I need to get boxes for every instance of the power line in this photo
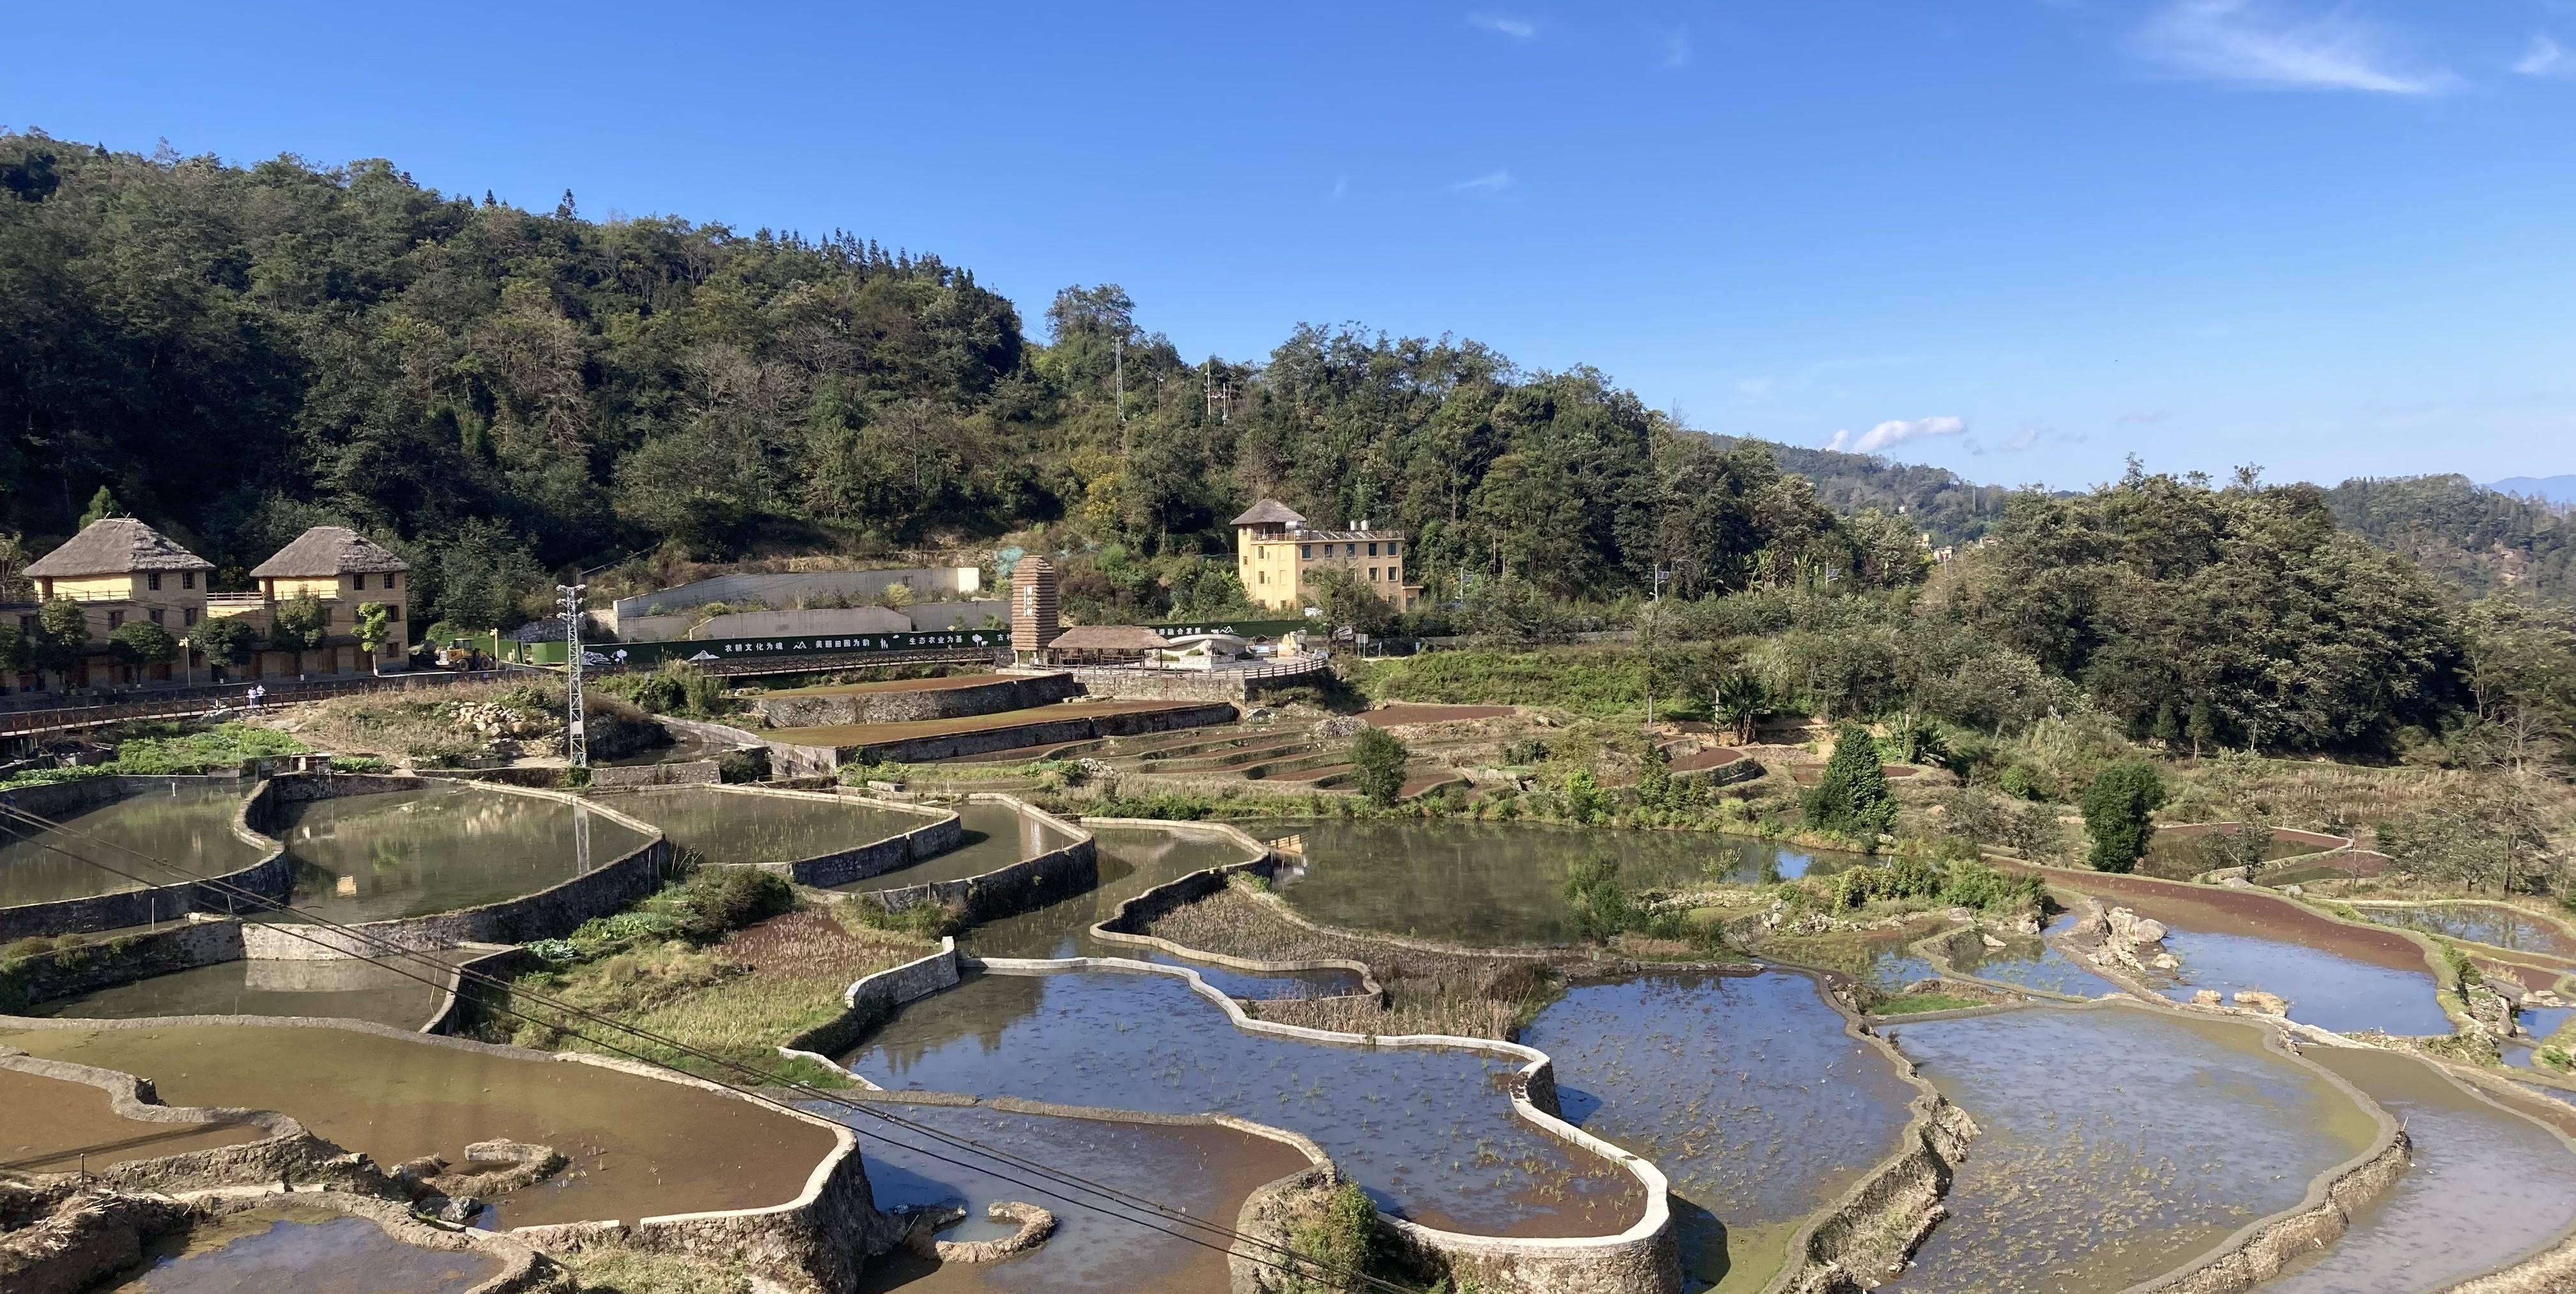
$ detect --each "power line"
[0,803,1418,1293]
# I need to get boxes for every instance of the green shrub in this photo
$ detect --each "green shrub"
[1805,722,1894,839]
[1285,1182,1380,1294]
[2080,760,2168,873]
[1348,727,1409,807]
[850,896,967,940]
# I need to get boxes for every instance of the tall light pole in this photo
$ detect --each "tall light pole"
[560,583,588,768]
[1643,567,1669,729]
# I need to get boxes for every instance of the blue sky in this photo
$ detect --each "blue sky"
[11,1,2575,489]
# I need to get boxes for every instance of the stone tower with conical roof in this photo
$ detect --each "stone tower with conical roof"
[1011,556,1059,665]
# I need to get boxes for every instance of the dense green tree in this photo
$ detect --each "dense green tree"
[268,592,330,653]
[190,615,256,668]
[79,486,121,527]
[31,598,88,676]
[1349,727,1408,807]
[2080,760,2168,873]
[1805,722,1894,838]
[109,619,178,666]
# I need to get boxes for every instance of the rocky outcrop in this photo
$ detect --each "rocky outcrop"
[0,1191,192,1294]
[901,1201,1056,1263]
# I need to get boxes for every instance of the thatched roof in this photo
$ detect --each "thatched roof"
[250,526,409,577]
[25,518,215,577]
[1047,625,1168,651]
[1229,499,1306,528]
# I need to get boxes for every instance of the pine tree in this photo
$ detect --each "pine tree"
[79,486,121,526]
[1804,722,1894,839]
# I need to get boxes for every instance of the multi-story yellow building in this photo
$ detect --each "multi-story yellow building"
[206,526,413,676]
[1231,499,1420,613]
[15,517,217,687]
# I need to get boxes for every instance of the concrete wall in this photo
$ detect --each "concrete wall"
[0,776,290,943]
[238,779,673,959]
[776,699,1236,769]
[857,796,1098,925]
[594,784,962,889]
[588,759,723,789]
[612,567,980,621]
[751,672,1077,729]
[1,917,243,1010]
[776,937,962,1065]
[693,607,913,640]
[903,600,1008,632]
[1066,660,1326,703]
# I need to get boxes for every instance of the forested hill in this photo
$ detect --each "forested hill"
[2324,475,2576,606]
[0,132,2563,639]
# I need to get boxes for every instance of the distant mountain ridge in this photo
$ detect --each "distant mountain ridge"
[1744,443,2576,606]
[2487,475,2576,508]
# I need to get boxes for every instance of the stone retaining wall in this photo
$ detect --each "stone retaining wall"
[619,784,962,888]
[855,795,1098,925]
[422,943,540,1036]
[0,777,289,942]
[770,699,1239,772]
[3,917,244,1010]
[238,779,673,959]
[775,938,962,1070]
[751,672,1077,729]
[588,759,722,789]
[1063,665,1321,703]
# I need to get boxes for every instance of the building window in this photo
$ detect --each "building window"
[182,572,195,590]
[1367,542,1378,557]
[184,607,199,627]
[353,574,366,590]
[17,615,32,635]
[1368,567,1379,581]
[107,610,123,630]
[150,609,165,627]
[1390,543,1400,557]
[1259,571,1268,584]
[148,572,162,591]
[1300,544,1312,559]
[1344,543,1356,557]
[386,572,398,589]
[389,605,401,621]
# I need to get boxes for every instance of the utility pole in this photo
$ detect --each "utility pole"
[1114,336,1126,424]
[560,583,588,768]
[1644,567,1669,730]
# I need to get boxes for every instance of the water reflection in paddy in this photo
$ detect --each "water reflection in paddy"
[834,803,1077,895]
[2262,1048,2576,1294]
[1952,914,2117,998]
[1882,1007,2377,1293]
[592,786,927,866]
[2356,902,2576,961]
[98,1208,500,1294]
[275,783,652,924]
[29,955,457,1030]
[1521,973,1915,1290]
[840,967,1643,1237]
[962,825,1255,959]
[0,780,261,909]
[2153,925,2453,1036]
[839,1102,1313,1294]
[1269,820,1872,946]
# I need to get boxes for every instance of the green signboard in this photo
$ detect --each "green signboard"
[516,617,1313,672]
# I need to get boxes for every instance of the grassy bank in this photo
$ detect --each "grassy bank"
[0,721,312,789]
[470,868,934,1086]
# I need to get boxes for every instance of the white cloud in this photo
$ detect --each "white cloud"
[1448,169,1515,197]
[2004,425,2044,452]
[2135,0,2446,94]
[1468,12,1535,40]
[1824,416,1968,455]
[2516,34,2570,77]
[1660,27,1692,69]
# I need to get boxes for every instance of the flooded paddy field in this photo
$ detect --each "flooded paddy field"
[834,802,1077,895]
[2262,1048,2576,1294]
[1950,913,2119,998]
[3,1063,268,1176]
[2050,877,2452,1035]
[98,1206,502,1294]
[840,966,1645,1238]
[0,780,262,909]
[1880,1007,2380,1293]
[2354,901,2576,961]
[1268,820,1873,946]
[962,825,1256,959]
[0,1023,836,1226]
[1519,972,1917,1291]
[26,954,461,1030]
[842,1102,1312,1294]
[273,782,652,924]
[592,785,927,865]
